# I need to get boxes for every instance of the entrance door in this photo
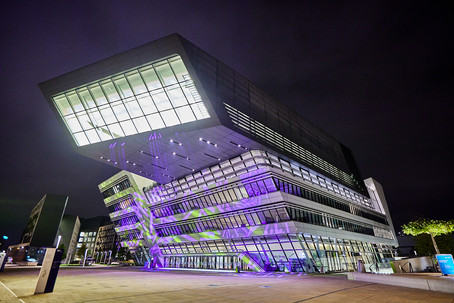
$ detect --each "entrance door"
[326,251,342,271]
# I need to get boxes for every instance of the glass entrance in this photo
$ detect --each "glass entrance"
[164,255,249,271]
[325,251,343,271]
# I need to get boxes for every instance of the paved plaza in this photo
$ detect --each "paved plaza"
[1,266,453,303]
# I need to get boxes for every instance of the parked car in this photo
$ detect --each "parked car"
[120,260,135,266]
[80,257,94,266]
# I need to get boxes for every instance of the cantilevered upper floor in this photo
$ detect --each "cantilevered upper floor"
[40,34,367,194]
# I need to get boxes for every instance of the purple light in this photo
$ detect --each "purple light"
[149,132,162,140]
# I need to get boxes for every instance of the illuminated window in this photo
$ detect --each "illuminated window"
[52,55,210,146]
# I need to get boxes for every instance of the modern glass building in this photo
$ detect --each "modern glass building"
[98,170,156,265]
[40,34,398,272]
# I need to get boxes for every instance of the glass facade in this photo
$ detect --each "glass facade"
[107,196,136,212]
[224,103,359,191]
[77,231,97,250]
[44,35,397,273]
[145,150,372,209]
[138,150,394,272]
[164,255,242,271]
[101,175,146,247]
[95,224,117,256]
[149,175,386,225]
[101,150,395,272]
[159,234,394,273]
[52,55,210,146]
[154,205,377,238]
[102,179,132,198]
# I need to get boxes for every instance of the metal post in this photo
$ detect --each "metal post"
[56,235,62,248]
[66,250,72,265]
[83,249,88,267]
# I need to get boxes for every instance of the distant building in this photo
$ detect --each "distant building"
[41,34,398,272]
[55,214,81,263]
[94,223,117,263]
[20,194,69,247]
[76,216,111,256]
[72,216,117,263]
[8,194,68,263]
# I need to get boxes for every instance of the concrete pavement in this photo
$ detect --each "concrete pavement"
[348,272,454,294]
[1,266,454,302]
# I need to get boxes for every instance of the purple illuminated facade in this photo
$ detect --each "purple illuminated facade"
[41,34,398,272]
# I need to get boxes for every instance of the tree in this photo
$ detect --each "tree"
[76,243,87,259]
[402,219,454,254]
[58,243,67,260]
[414,233,454,256]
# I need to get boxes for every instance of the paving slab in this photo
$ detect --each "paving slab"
[348,272,454,294]
[0,266,453,302]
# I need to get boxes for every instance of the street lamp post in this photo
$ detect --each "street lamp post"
[66,250,73,265]
[56,235,62,248]
[82,249,88,267]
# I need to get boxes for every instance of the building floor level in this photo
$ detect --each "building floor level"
[158,233,394,273]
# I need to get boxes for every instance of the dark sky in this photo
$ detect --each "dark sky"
[1,1,453,248]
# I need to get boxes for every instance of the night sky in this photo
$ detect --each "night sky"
[1,1,453,248]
